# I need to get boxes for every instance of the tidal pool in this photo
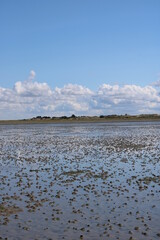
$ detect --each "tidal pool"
[0,122,160,240]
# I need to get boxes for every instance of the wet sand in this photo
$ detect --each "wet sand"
[0,122,160,239]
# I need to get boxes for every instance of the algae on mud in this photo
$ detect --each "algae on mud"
[0,122,160,240]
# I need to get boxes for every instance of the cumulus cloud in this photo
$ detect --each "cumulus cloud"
[14,81,52,97]
[152,73,160,87]
[29,70,36,81]
[13,70,52,97]
[0,71,160,119]
[94,84,160,115]
[55,84,93,96]
[97,84,159,103]
[153,80,160,87]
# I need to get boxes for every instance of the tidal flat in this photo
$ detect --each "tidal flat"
[0,122,160,240]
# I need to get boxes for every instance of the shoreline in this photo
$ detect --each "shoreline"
[1,117,160,125]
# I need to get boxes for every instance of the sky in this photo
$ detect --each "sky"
[0,0,160,119]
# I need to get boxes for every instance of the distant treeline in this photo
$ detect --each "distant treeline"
[30,114,160,121]
[31,114,77,120]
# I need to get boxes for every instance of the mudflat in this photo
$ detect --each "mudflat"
[0,122,160,239]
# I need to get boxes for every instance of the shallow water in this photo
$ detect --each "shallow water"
[0,122,160,240]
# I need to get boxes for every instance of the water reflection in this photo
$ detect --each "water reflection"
[0,122,160,239]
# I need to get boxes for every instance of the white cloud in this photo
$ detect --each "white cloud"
[1,71,160,119]
[151,73,160,87]
[55,84,93,96]
[153,80,160,87]
[94,84,160,114]
[14,81,52,97]
[13,70,52,97]
[29,70,36,80]
[97,84,160,103]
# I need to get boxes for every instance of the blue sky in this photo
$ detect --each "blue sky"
[0,0,160,119]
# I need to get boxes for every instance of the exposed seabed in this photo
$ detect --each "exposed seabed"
[0,122,160,239]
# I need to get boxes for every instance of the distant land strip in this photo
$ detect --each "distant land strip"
[1,114,160,125]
